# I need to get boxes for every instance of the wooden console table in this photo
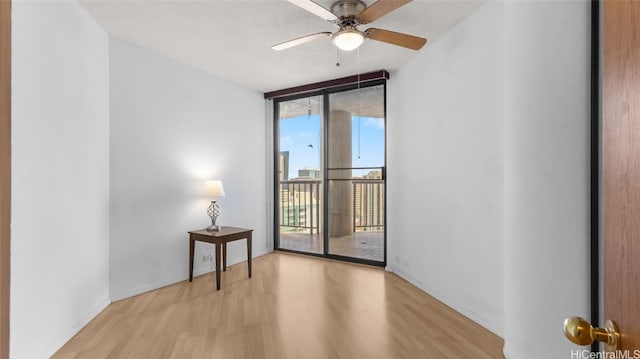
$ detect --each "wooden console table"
[188,227,253,290]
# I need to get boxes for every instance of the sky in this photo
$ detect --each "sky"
[279,114,385,179]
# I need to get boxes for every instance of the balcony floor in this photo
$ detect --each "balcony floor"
[279,230,384,262]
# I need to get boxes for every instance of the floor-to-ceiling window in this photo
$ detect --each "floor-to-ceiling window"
[273,79,386,266]
[276,94,324,255]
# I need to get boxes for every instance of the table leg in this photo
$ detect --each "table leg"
[189,237,194,282]
[215,242,221,290]
[222,242,227,271]
[247,233,252,278]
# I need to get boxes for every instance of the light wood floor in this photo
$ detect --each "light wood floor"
[53,253,504,359]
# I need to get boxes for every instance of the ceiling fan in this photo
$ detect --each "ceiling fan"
[272,0,427,52]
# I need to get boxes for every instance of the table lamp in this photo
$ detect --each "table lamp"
[205,180,225,232]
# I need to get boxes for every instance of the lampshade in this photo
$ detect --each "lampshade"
[332,28,365,51]
[204,180,226,198]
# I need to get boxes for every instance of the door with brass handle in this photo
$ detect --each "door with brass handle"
[563,317,620,350]
[599,0,640,354]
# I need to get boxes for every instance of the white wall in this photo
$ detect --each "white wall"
[109,38,267,300]
[503,1,591,358]
[387,1,505,335]
[389,0,591,356]
[11,2,111,358]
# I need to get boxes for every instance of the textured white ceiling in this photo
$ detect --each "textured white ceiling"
[80,0,484,93]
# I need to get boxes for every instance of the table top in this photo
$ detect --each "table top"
[188,226,253,238]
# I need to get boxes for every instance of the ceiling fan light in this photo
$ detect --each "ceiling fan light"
[332,29,365,51]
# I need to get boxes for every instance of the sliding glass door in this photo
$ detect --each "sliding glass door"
[327,85,385,262]
[275,81,386,266]
[276,95,324,254]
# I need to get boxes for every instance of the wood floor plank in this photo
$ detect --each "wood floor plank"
[53,253,504,358]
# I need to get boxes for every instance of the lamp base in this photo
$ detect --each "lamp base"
[206,224,221,232]
[207,201,221,232]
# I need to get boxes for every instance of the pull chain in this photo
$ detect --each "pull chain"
[357,47,361,159]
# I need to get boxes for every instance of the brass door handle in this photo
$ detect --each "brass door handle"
[563,316,620,349]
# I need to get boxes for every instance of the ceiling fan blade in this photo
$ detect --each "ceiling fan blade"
[358,0,411,24]
[365,28,427,50]
[272,32,332,51]
[287,0,338,21]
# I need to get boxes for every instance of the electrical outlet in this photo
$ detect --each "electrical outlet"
[201,255,212,263]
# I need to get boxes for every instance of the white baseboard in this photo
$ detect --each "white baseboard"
[111,249,271,301]
[37,251,274,357]
[38,296,111,359]
[390,265,505,338]
[111,274,187,302]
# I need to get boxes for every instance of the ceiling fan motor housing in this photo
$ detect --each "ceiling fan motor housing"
[272,0,427,52]
[331,0,366,21]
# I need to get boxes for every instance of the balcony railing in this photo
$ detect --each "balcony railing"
[279,179,384,233]
[279,180,321,233]
[353,179,385,231]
